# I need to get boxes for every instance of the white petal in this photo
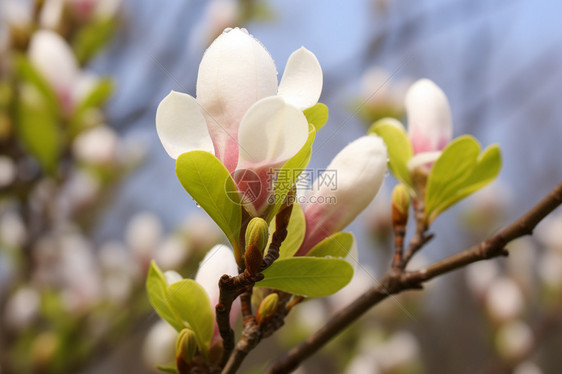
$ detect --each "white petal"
[195,244,238,304]
[28,30,79,94]
[298,135,387,254]
[407,151,441,171]
[405,79,452,153]
[196,28,278,147]
[155,91,214,159]
[278,47,323,110]
[163,270,183,285]
[237,96,309,169]
[39,0,64,29]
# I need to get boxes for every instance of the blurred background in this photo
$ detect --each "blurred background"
[1,0,562,373]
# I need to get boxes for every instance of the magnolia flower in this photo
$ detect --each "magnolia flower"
[143,320,177,368]
[404,79,452,170]
[485,277,525,323]
[295,135,387,255]
[156,27,322,216]
[194,244,239,345]
[28,30,96,115]
[41,0,121,28]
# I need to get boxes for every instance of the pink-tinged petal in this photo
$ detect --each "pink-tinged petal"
[237,96,309,170]
[278,47,323,110]
[196,28,278,164]
[296,135,387,255]
[155,91,214,159]
[28,30,79,99]
[233,162,282,217]
[194,245,239,344]
[405,79,452,154]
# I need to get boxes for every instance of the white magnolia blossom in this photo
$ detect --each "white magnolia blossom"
[156,27,322,216]
[3,287,40,330]
[296,135,387,255]
[125,212,163,268]
[28,30,97,115]
[73,125,119,165]
[485,277,525,323]
[495,320,533,359]
[0,210,27,249]
[513,361,543,374]
[143,320,177,368]
[41,0,121,28]
[465,260,500,298]
[405,79,452,170]
[1,0,32,28]
[190,0,238,52]
[0,156,16,188]
[195,244,238,307]
[155,236,190,271]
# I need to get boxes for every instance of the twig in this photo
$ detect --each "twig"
[266,181,562,374]
[401,198,431,268]
[217,201,294,369]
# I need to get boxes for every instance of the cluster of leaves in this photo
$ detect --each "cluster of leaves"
[370,119,502,224]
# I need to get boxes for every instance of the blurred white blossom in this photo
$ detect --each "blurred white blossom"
[73,125,119,165]
[143,320,177,369]
[4,286,40,330]
[0,156,16,188]
[485,277,525,323]
[495,320,533,359]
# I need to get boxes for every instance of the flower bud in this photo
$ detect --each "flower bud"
[405,79,452,155]
[297,135,387,255]
[245,217,269,254]
[391,184,410,227]
[256,293,279,327]
[176,328,197,364]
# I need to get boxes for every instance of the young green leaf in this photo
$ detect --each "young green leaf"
[303,103,329,131]
[14,54,59,114]
[268,125,316,222]
[306,232,354,259]
[166,280,214,359]
[155,363,178,374]
[69,78,114,137]
[146,261,184,332]
[16,94,61,174]
[176,151,242,263]
[369,118,413,187]
[268,202,306,259]
[256,257,353,297]
[425,135,480,220]
[428,144,502,222]
[72,18,117,64]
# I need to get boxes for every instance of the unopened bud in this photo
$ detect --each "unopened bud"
[256,293,279,327]
[176,328,197,364]
[392,184,410,226]
[244,218,269,276]
[245,217,269,253]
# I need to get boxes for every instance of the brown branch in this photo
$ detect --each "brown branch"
[266,181,562,374]
[217,201,294,370]
[401,197,431,268]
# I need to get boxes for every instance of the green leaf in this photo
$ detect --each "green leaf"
[268,202,305,259]
[425,135,481,220]
[307,232,354,259]
[369,118,413,187]
[303,103,329,131]
[429,144,502,221]
[72,18,117,64]
[16,93,61,174]
[69,78,113,136]
[176,151,242,263]
[156,363,178,374]
[146,262,183,332]
[167,280,214,359]
[14,54,59,114]
[256,257,353,297]
[267,125,316,222]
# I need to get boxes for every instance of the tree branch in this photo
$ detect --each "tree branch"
[266,181,562,374]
